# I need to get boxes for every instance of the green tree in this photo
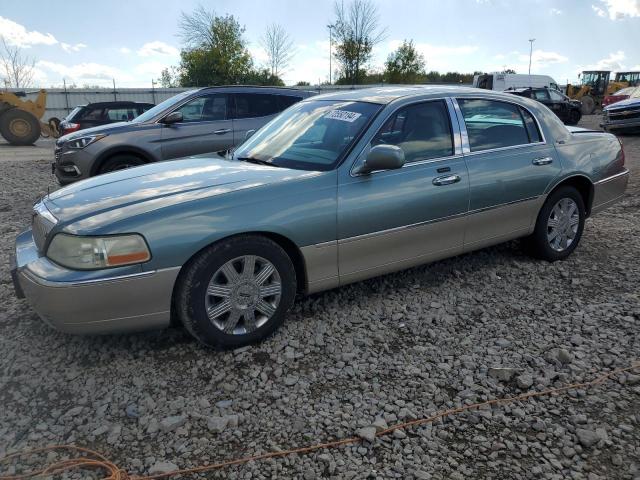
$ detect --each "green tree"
[383,40,425,84]
[295,80,311,86]
[332,0,386,85]
[157,67,180,88]
[178,8,254,86]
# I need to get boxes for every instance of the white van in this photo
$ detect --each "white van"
[474,73,560,92]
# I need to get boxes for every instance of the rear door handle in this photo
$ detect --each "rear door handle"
[532,156,553,165]
[432,174,461,186]
[213,128,232,135]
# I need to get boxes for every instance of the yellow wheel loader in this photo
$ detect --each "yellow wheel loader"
[0,89,58,145]
[565,71,628,115]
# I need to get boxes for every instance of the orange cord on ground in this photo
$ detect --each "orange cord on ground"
[1,362,638,480]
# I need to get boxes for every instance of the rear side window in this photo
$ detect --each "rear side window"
[234,93,299,118]
[371,100,453,163]
[106,108,138,121]
[532,90,550,101]
[457,99,536,152]
[521,108,542,143]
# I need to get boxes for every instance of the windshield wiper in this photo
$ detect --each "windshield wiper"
[236,156,280,167]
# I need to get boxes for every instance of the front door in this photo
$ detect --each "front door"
[455,98,561,248]
[161,93,233,160]
[337,100,469,285]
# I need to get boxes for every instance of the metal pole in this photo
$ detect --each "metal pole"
[327,24,333,85]
[63,78,70,114]
[528,38,535,75]
[113,78,117,101]
[151,79,157,104]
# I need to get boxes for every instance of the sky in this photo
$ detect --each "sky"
[1,0,639,88]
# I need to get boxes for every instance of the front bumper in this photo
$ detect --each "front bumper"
[12,229,180,335]
[591,169,630,215]
[601,113,640,131]
[53,146,94,184]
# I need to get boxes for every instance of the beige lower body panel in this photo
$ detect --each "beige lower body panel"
[301,197,545,294]
[19,267,180,334]
[591,170,629,215]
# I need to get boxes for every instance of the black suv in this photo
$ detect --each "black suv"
[506,88,582,125]
[58,101,155,136]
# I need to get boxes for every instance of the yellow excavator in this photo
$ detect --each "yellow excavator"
[565,71,630,115]
[0,89,59,145]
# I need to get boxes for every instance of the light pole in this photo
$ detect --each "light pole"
[327,24,334,85]
[528,38,536,75]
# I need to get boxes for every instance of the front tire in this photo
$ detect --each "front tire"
[176,235,297,348]
[0,109,41,145]
[524,186,585,261]
[98,154,145,174]
[567,109,581,126]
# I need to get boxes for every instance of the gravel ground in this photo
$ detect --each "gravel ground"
[0,116,638,479]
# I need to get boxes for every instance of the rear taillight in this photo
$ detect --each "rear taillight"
[64,123,80,133]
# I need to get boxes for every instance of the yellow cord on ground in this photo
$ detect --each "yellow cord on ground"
[1,362,638,480]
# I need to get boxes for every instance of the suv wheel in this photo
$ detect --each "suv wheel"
[99,154,145,174]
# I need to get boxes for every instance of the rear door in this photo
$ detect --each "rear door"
[454,98,561,247]
[231,93,302,146]
[160,93,233,160]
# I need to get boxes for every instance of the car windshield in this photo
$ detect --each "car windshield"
[131,90,196,123]
[233,100,381,171]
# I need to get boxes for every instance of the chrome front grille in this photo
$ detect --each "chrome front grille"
[32,202,57,252]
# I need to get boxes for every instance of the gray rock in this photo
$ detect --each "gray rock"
[160,415,187,432]
[576,428,600,448]
[207,416,229,433]
[148,461,179,475]
[557,349,573,364]
[356,426,377,442]
[516,374,533,389]
[488,367,517,382]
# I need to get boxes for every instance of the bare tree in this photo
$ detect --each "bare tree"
[0,37,36,89]
[260,24,295,78]
[178,4,217,48]
[332,0,386,84]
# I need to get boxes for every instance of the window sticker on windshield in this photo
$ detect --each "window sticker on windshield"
[325,110,362,122]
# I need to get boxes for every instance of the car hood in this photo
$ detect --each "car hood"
[45,156,321,230]
[604,97,640,111]
[57,121,132,142]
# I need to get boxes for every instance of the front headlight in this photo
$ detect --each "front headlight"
[47,233,151,270]
[66,134,106,150]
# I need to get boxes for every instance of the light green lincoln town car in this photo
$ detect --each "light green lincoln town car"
[12,87,629,348]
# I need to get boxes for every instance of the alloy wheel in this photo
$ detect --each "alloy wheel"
[547,198,580,252]
[204,255,281,335]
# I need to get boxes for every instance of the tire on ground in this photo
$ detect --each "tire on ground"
[0,109,41,146]
[175,235,297,349]
[98,154,145,174]
[524,185,586,262]
[568,110,581,126]
[580,95,595,115]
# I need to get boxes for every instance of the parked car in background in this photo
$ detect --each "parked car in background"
[53,86,314,184]
[13,87,628,348]
[506,87,582,125]
[58,101,154,136]
[474,73,560,92]
[602,95,640,132]
[602,86,640,108]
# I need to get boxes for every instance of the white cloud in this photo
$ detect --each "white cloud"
[578,50,626,71]
[119,47,132,54]
[137,41,179,57]
[61,42,87,53]
[519,49,569,65]
[248,45,269,65]
[0,16,57,47]
[37,60,130,84]
[549,8,563,15]
[593,0,640,19]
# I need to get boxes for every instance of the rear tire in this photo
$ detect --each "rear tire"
[580,96,595,115]
[567,109,581,126]
[98,154,145,174]
[0,109,41,145]
[176,235,297,349]
[524,186,585,262]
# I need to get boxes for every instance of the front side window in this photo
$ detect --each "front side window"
[457,99,538,151]
[532,90,550,101]
[233,100,381,171]
[176,94,228,122]
[549,90,565,101]
[371,101,453,163]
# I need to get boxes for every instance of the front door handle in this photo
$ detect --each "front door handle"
[213,128,232,135]
[532,156,553,166]
[432,174,461,186]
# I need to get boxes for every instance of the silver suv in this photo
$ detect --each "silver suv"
[53,86,314,184]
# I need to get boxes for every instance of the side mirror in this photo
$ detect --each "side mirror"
[162,111,183,125]
[355,144,405,175]
[245,129,256,140]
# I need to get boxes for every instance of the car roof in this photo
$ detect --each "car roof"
[84,101,155,108]
[304,86,511,104]
[196,85,315,96]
